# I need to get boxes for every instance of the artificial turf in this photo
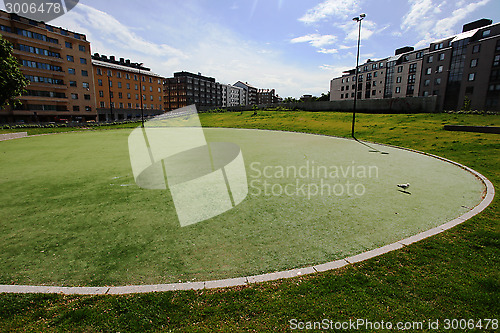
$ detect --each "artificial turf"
[0,111,498,332]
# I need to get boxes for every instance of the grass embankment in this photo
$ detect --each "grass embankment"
[0,111,498,332]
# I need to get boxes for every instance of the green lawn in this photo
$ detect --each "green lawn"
[0,111,498,332]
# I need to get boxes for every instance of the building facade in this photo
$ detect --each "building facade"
[257,89,279,104]
[92,54,164,121]
[234,81,258,105]
[164,72,222,111]
[0,10,96,123]
[330,19,500,112]
[221,84,245,107]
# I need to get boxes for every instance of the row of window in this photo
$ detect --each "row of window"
[64,41,86,52]
[96,79,161,92]
[69,81,90,89]
[70,93,91,100]
[98,90,161,101]
[25,75,64,85]
[95,68,162,84]
[99,102,162,110]
[71,106,93,112]
[0,25,60,44]
[21,59,62,72]
[24,90,66,98]
[66,55,87,64]
[18,43,60,58]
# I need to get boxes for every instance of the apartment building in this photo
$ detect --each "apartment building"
[330,18,500,112]
[92,54,164,121]
[234,81,258,105]
[164,72,222,111]
[0,10,96,123]
[220,84,245,107]
[419,19,500,111]
[257,89,279,104]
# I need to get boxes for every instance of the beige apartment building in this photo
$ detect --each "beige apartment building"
[92,54,164,121]
[0,10,96,123]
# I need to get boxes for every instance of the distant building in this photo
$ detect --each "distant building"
[92,54,164,121]
[0,10,96,123]
[164,72,222,111]
[257,89,279,104]
[330,18,500,111]
[221,84,245,107]
[234,81,258,105]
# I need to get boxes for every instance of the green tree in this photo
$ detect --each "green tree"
[0,35,29,109]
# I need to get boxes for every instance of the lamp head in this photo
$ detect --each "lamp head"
[360,13,366,18]
[353,17,360,22]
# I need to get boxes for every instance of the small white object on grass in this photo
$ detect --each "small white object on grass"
[397,183,410,190]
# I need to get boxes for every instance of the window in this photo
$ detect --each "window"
[409,63,417,73]
[68,68,75,75]
[472,44,480,53]
[79,45,86,52]
[65,41,72,48]
[119,103,124,108]
[135,94,139,100]
[100,101,105,108]
[426,68,432,75]
[437,65,443,73]
[117,72,122,78]
[127,93,131,99]
[424,79,430,86]
[158,87,161,92]
[70,81,77,87]
[67,55,74,62]
[408,74,416,84]
[127,83,131,89]
[134,75,138,81]
[482,30,491,37]
[73,105,80,111]
[96,68,102,75]
[471,59,478,68]
[395,87,401,94]
[85,106,92,112]
[74,34,81,40]
[494,55,500,67]
[149,77,152,83]
[107,70,112,76]
[80,58,87,64]
[372,90,376,96]
[135,84,139,90]
[84,94,91,100]
[82,82,90,89]
[341,94,344,99]
[396,77,402,83]
[126,73,130,79]
[128,103,132,108]
[60,30,69,36]
[439,53,445,61]
[427,56,433,63]
[435,78,441,85]
[99,90,104,97]
[149,86,153,92]
[497,40,500,52]
[71,93,78,99]
[341,86,345,91]
[81,70,88,76]
[118,92,123,99]
[374,72,378,78]
[108,80,112,87]
[110,92,114,98]
[379,63,384,68]
[397,66,403,73]
[118,82,122,88]
[423,91,429,97]
[98,79,103,86]
[150,95,154,101]
[468,73,475,81]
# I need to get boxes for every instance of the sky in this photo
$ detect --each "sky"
[2,0,500,98]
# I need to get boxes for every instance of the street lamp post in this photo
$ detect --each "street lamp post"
[351,13,365,138]
[138,63,144,128]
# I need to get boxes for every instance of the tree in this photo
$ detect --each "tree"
[317,92,330,102]
[0,35,29,109]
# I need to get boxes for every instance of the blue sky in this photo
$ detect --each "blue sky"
[2,0,499,98]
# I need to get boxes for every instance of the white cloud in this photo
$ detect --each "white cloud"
[343,20,377,41]
[299,0,361,24]
[290,34,338,48]
[401,0,491,47]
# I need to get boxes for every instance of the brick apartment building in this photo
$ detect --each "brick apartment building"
[164,72,222,111]
[330,19,500,111]
[257,88,279,104]
[92,54,164,121]
[0,10,96,123]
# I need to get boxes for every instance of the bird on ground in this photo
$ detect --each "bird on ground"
[397,183,410,191]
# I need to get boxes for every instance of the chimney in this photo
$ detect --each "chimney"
[110,55,116,62]
[119,57,125,63]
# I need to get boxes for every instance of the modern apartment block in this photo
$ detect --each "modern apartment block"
[234,81,258,105]
[220,83,245,107]
[330,19,500,112]
[0,10,96,123]
[164,72,222,111]
[92,54,164,121]
[257,89,280,104]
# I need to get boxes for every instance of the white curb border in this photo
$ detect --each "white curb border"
[0,133,495,295]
